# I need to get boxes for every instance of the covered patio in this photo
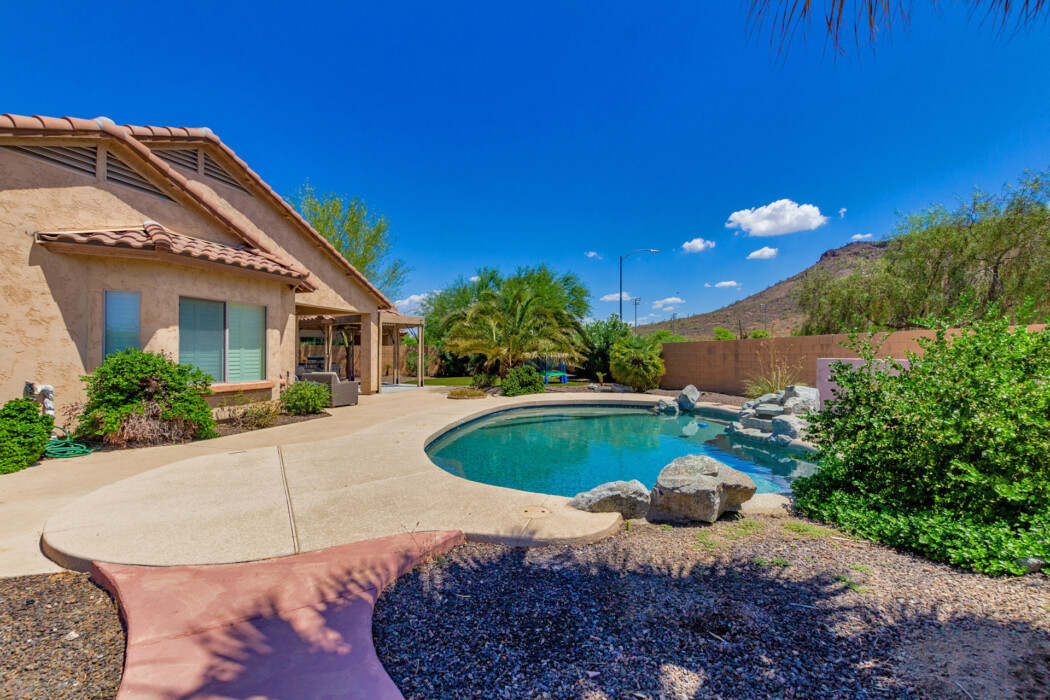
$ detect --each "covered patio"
[297,309,425,393]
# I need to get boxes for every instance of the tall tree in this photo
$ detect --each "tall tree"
[797,168,1050,333]
[288,182,409,298]
[444,284,584,373]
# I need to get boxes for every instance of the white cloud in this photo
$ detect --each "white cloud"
[746,246,778,260]
[652,296,684,310]
[395,290,437,315]
[839,207,847,218]
[682,237,716,253]
[714,281,739,288]
[469,275,481,281]
[585,251,602,259]
[600,291,631,302]
[704,283,711,288]
[726,199,828,237]
[851,233,873,241]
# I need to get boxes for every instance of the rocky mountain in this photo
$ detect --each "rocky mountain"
[636,241,888,339]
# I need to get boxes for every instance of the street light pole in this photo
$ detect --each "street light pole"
[619,248,659,320]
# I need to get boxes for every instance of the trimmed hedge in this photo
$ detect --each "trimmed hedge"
[0,398,54,474]
[280,381,331,415]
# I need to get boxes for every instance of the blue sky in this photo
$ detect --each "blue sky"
[4,2,1050,324]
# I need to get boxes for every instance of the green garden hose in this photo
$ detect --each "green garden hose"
[42,426,99,459]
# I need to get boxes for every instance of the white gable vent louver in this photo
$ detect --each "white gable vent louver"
[106,152,169,199]
[6,145,97,177]
[155,148,199,172]
[202,152,250,194]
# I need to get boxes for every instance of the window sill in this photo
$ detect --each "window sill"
[209,381,275,394]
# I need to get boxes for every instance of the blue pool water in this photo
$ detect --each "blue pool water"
[426,405,818,497]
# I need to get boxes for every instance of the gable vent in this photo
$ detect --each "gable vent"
[154,148,198,172]
[106,152,169,199]
[6,145,97,177]
[202,152,250,194]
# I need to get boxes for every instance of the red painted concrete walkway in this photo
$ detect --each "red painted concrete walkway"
[92,530,465,700]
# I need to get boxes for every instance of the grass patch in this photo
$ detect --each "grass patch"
[660,523,673,531]
[849,564,873,573]
[424,377,477,386]
[782,520,839,538]
[694,531,727,550]
[833,574,869,593]
[753,556,791,567]
[448,388,486,398]
[719,518,765,540]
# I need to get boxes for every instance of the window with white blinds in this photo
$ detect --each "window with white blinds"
[178,298,266,383]
[227,303,266,383]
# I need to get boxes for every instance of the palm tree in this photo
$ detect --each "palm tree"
[610,333,666,392]
[444,284,584,374]
[750,1,1049,54]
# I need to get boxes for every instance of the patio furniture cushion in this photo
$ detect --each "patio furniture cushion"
[301,372,359,407]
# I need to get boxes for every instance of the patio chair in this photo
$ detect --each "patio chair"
[301,372,359,407]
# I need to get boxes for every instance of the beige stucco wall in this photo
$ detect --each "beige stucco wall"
[0,147,297,418]
[173,155,385,393]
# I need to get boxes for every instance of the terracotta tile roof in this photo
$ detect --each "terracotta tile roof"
[0,114,395,310]
[36,221,312,287]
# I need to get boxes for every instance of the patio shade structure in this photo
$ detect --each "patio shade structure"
[379,312,425,392]
[297,312,426,392]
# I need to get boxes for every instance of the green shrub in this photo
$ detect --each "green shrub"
[712,327,735,340]
[500,366,545,397]
[794,309,1050,575]
[471,372,498,389]
[75,350,216,447]
[750,329,771,338]
[280,381,331,415]
[0,398,54,474]
[610,333,665,392]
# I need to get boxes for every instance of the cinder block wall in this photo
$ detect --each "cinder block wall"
[659,325,1046,394]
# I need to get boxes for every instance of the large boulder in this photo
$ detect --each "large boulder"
[648,455,757,523]
[754,392,779,406]
[771,415,809,440]
[676,385,702,411]
[782,385,819,415]
[569,480,650,519]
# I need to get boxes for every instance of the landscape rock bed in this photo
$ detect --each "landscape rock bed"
[374,516,1050,699]
[0,572,124,699]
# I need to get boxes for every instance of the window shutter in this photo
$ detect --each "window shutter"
[227,303,265,382]
[179,298,225,382]
[104,291,140,358]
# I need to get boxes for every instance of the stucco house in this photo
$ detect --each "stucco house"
[0,113,421,416]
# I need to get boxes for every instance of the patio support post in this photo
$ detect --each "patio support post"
[360,313,379,395]
[417,323,424,387]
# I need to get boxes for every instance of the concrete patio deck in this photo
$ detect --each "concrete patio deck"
[28,390,743,573]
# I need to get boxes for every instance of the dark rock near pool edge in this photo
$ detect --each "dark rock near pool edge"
[648,455,757,523]
[569,479,651,519]
[653,398,679,415]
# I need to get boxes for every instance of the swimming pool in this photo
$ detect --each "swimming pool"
[426,405,818,498]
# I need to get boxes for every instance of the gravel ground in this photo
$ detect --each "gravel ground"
[0,573,124,699]
[543,385,748,407]
[374,516,1050,699]
[5,517,1046,699]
